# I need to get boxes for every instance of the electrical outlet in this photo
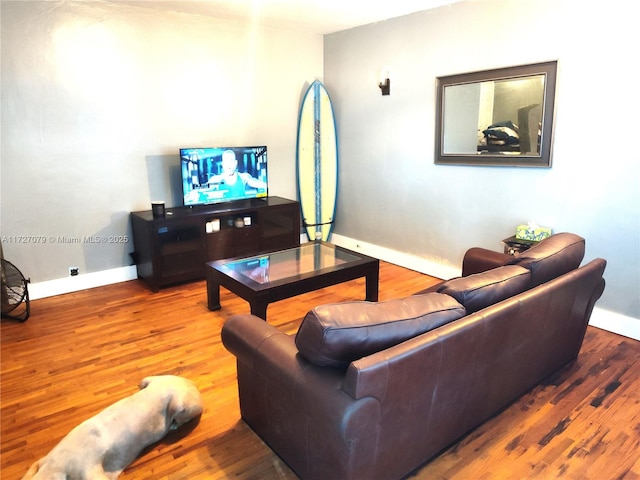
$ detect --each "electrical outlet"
[69,267,79,277]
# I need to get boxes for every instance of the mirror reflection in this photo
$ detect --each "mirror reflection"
[443,75,545,155]
[435,61,557,167]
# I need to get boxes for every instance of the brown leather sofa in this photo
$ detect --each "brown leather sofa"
[221,233,606,480]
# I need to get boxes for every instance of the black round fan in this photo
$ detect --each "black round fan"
[1,258,30,322]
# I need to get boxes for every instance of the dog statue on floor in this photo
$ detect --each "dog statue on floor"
[22,375,203,480]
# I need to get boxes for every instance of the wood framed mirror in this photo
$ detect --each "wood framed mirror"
[435,61,557,167]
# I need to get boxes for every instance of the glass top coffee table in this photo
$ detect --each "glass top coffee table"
[206,242,379,321]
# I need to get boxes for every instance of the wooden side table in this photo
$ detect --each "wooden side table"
[502,236,538,256]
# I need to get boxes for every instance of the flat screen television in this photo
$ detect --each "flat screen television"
[179,146,268,206]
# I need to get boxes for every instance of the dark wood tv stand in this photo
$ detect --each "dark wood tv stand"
[130,196,301,291]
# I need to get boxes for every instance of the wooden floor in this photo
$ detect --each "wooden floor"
[2,261,639,480]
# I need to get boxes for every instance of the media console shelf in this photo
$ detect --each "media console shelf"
[130,196,300,291]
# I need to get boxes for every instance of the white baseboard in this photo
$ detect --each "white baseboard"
[588,308,640,341]
[29,266,138,300]
[329,233,461,281]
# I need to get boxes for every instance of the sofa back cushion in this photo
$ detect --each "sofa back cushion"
[295,293,466,368]
[507,232,585,286]
[437,265,531,313]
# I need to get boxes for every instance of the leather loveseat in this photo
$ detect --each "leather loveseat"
[221,233,606,480]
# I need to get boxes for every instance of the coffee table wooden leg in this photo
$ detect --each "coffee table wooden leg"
[365,262,380,302]
[250,300,269,321]
[206,270,222,311]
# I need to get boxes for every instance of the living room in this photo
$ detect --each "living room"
[1,0,639,478]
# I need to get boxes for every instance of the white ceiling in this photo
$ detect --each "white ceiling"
[117,0,463,34]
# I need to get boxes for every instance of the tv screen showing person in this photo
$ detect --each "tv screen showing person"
[180,146,268,206]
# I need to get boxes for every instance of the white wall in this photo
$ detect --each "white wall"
[324,0,640,321]
[1,1,322,282]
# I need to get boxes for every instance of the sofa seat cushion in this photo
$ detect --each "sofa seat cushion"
[295,293,466,368]
[436,265,531,313]
[507,232,585,286]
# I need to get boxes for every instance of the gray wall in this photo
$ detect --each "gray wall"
[324,0,640,320]
[1,1,322,281]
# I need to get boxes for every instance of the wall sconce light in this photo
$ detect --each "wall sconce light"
[378,69,390,96]
[378,76,390,96]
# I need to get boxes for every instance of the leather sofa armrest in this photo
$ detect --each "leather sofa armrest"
[223,313,381,414]
[222,314,348,391]
[221,314,298,373]
[462,247,512,276]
